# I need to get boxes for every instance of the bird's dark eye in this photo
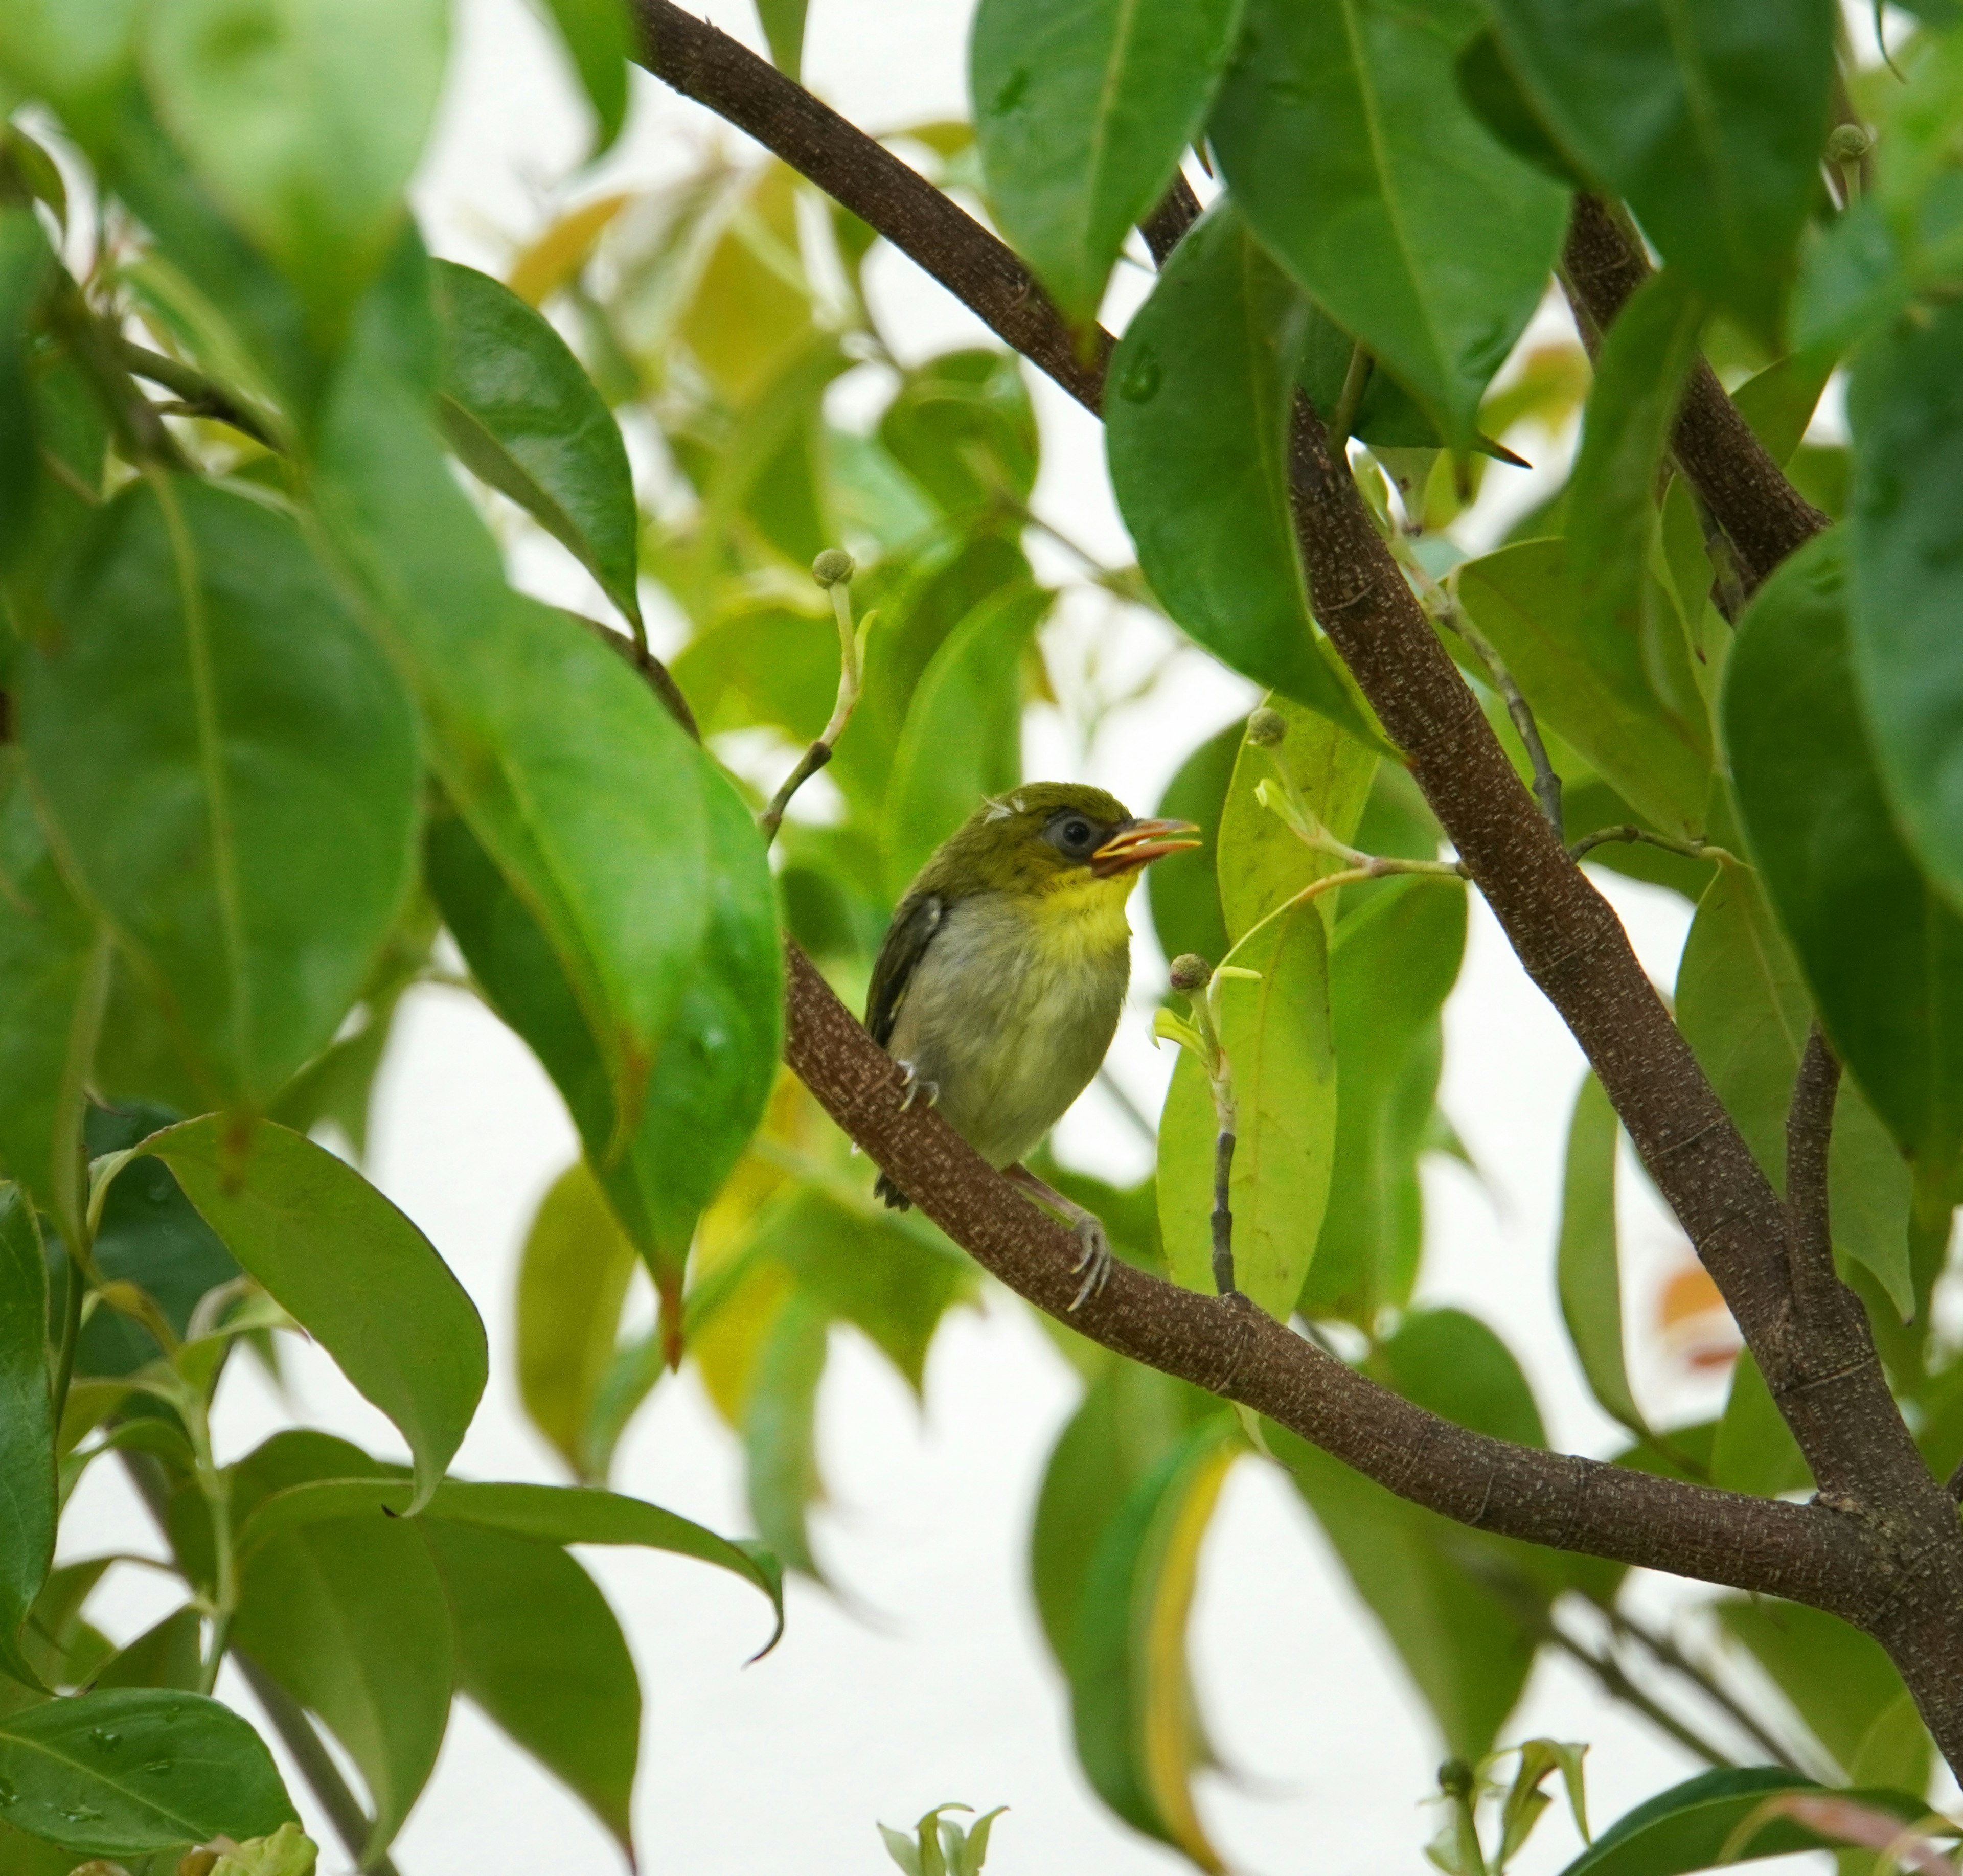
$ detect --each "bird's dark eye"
[1064,819,1092,848]
[1043,810,1103,859]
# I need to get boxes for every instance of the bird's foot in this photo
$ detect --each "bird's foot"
[896,1060,941,1111]
[1068,1216,1113,1313]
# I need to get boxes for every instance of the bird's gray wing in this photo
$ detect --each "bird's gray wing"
[865,891,945,1049]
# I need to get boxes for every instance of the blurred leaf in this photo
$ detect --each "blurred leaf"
[537,0,631,154]
[1379,1307,1546,1448]
[1160,897,1335,1320]
[423,1520,638,1859]
[885,585,1048,896]
[879,350,1037,517]
[1731,352,1834,469]
[1452,29,1584,187]
[754,0,806,80]
[673,604,839,743]
[1556,1075,1647,1436]
[0,1688,295,1857]
[1304,876,1465,1325]
[434,259,642,629]
[1488,0,1835,342]
[1068,1415,1236,1872]
[1711,1350,1810,1497]
[142,1116,487,1509]
[1211,0,1568,446]
[1105,200,1384,745]
[744,1289,829,1581]
[1145,723,1240,970]
[1455,540,1711,838]
[1847,1691,1934,1797]
[1215,694,1377,944]
[0,1189,52,1691]
[0,1,138,146]
[224,1432,450,1867]
[0,209,48,556]
[969,0,1242,321]
[1725,533,1963,1204]
[93,1605,203,1694]
[21,476,420,1117]
[677,167,813,403]
[508,191,631,306]
[517,1161,637,1482]
[1676,862,1913,1316]
[1,351,107,638]
[143,0,449,341]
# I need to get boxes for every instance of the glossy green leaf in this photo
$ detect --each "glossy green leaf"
[1488,0,1836,341]
[0,1689,293,1857]
[1454,539,1712,838]
[538,0,631,154]
[516,1161,637,1483]
[754,0,807,81]
[434,259,641,629]
[22,476,420,1116]
[1725,533,1963,1199]
[141,1116,486,1509]
[0,1191,52,1692]
[1144,724,1239,970]
[1711,1350,1810,1497]
[1068,1415,1236,1871]
[885,586,1047,896]
[1676,863,1913,1316]
[878,350,1037,517]
[1555,1768,1929,1876]
[1105,200,1383,745]
[1215,695,1377,946]
[1306,877,1463,1325]
[969,0,1242,321]
[1848,296,1963,921]
[318,344,712,1153]
[423,1520,638,1858]
[1209,0,1569,446]
[1159,896,1335,1320]
[223,1433,451,1866]
[1556,1075,1647,1436]
[143,0,449,338]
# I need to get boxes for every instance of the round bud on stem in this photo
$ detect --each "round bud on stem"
[1827,122,1873,164]
[1246,706,1288,748]
[1169,953,1213,994]
[811,547,856,589]
[1437,1758,1474,1800]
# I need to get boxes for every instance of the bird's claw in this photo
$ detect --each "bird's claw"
[1067,1218,1113,1313]
[896,1060,940,1112]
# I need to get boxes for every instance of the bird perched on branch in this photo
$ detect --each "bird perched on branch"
[865,782,1200,1307]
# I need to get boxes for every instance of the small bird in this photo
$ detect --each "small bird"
[865,782,1201,1307]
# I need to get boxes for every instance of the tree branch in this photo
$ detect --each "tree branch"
[1785,1025,1843,1319]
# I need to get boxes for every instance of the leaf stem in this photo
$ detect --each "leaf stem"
[1566,826,1735,866]
[760,551,863,845]
[1329,342,1373,451]
[1605,1606,1811,1774]
[1437,604,1564,837]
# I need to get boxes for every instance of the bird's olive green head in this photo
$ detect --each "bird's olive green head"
[921,782,1201,898]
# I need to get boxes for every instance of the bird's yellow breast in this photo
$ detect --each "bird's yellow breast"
[1026,868,1137,966]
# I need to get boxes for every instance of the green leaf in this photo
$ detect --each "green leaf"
[422,1520,638,1859]
[21,476,420,1116]
[0,758,108,1239]
[1847,1691,1934,1798]
[743,1290,829,1582]
[142,0,449,340]
[1452,29,1584,188]
[0,1,139,146]
[1488,0,1837,342]
[0,1191,52,1692]
[1303,877,1464,1325]
[1214,695,1377,946]
[1379,1307,1547,1449]
[1209,0,1569,446]
[1848,296,1963,922]
[516,1161,637,1482]
[878,351,1037,517]
[0,1689,293,1856]
[93,1606,204,1695]
[0,208,50,555]
[1711,1349,1810,1497]
[1454,539,1712,838]
[1675,862,1913,1316]
[1068,1416,1237,1871]
[969,0,1243,321]
[1556,1075,1647,1436]
[222,1433,451,1867]
[318,344,712,1158]
[1158,897,1336,1321]
[1724,532,1963,1201]
[1144,724,1240,970]
[537,0,631,154]
[433,259,642,629]
[884,585,1047,897]
[1105,200,1384,745]
[140,1116,487,1510]
[754,0,807,81]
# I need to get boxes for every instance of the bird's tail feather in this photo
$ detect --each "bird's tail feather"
[874,1171,911,1211]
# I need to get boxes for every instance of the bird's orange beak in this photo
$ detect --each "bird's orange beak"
[1090,817,1203,877]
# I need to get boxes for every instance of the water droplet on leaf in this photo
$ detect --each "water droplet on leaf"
[87,1727,121,1752]
[1118,349,1162,403]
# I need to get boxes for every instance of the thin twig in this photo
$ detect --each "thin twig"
[1568,825,1734,867]
[1329,342,1373,452]
[1607,1607,1811,1773]
[1210,1126,1237,1297]
[1546,1618,1736,1770]
[567,609,700,742]
[117,339,275,447]
[1443,605,1563,836]
[760,550,862,845]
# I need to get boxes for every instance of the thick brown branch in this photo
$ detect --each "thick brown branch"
[1560,195,1829,591]
[1785,1025,1843,1318]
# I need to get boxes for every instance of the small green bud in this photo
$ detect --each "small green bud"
[811,547,856,588]
[1437,1758,1475,1800]
[1169,953,1213,994]
[178,1852,219,1876]
[1826,122,1872,164]
[1246,706,1288,748]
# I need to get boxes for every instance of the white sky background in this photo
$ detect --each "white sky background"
[55,2,1926,1871]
